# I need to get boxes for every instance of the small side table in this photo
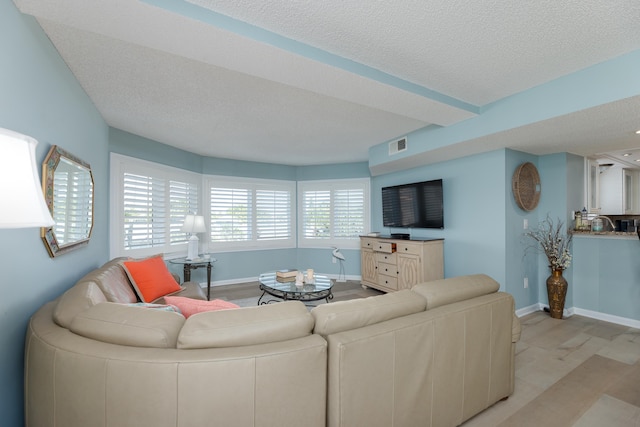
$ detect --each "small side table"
[169,255,217,300]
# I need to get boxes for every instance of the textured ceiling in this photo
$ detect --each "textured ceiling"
[12,0,640,167]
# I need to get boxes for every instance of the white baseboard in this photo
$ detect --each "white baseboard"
[516,303,639,329]
[572,307,640,329]
[515,303,543,318]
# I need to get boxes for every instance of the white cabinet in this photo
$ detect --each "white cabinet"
[360,236,444,292]
[600,166,639,214]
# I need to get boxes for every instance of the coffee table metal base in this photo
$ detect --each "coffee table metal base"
[257,284,334,305]
[257,272,334,306]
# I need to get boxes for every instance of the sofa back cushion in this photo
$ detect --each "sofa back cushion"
[177,301,314,349]
[76,258,139,304]
[69,302,185,348]
[411,274,500,310]
[311,290,426,336]
[53,281,108,329]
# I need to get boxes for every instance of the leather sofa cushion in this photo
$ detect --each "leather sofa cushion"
[69,302,185,348]
[76,258,139,304]
[411,274,500,310]
[53,281,108,329]
[311,290,426,336]
[154,281,206,303]
[177,301,313,349]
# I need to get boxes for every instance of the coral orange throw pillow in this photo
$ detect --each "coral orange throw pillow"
[164,296,239,318]
[122,255,182,303]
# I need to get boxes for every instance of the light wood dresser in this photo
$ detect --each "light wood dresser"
[360,236,444,292]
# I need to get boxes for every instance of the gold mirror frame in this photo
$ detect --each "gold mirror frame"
[41,146,94,257]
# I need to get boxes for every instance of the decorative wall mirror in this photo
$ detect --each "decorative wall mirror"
[41,146,94,257]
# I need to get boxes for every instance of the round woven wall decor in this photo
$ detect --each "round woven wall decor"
[512,162,541,211]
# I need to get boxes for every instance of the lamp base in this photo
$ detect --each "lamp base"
[186,235,199,260]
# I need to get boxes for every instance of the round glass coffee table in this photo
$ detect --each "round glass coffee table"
[258,272,334,305]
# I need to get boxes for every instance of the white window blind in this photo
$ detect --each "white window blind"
[206,177,295,251]
[170,180,199,244]
[123,173,166,250]
[298,178,370,249]
[302,190,331,239]
[110,154,201,258]
[256,189,291,240]
[209,187,251,242]
[333,188,365,238]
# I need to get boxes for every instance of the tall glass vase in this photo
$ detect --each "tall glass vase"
[546,268,568,319]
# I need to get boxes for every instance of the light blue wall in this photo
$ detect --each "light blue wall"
[0,3,110,425]
[505,150,541,308]
[371,150,508,287]
[110,128,203,173]
[536,153,574,307]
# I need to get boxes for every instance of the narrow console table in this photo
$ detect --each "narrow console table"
[360,236,444,293]
[169,255,216,300]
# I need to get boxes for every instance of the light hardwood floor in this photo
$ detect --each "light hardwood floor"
[214,280,640,426]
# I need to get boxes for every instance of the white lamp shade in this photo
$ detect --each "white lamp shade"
[180,214,206,234]
[0,128,55,228]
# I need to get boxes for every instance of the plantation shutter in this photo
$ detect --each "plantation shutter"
[303,190,331,239]
[333,188,365,238]
[170,180,199,244]
[256,189,291,240]
[123,173,166,250]
[209,187,252,242]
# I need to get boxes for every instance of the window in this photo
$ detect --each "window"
[110,154,201,258]
[206,176,295,251]
[298,178,370,249]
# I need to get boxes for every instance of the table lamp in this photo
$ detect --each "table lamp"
[0,127,55,228]
[181,214,206,260]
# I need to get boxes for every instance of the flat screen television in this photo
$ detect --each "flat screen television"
[382,179,444,229]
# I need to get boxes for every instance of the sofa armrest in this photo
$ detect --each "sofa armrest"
[153,281,206,303]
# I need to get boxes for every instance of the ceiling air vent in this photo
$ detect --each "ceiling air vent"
[389,137,407,155]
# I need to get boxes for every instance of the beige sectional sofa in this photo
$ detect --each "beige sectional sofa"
[25,259,520,427]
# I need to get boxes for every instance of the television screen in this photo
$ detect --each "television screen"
[382,179,443,229]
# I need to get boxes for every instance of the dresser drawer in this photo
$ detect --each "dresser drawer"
[396,242,422,256]
[376,252,397,264]
[360,238,376,249]
[377,275,398,290]
[378,262,397,276]
[374,242,397,253]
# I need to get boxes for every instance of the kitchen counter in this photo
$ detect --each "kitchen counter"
[571,230,639,240]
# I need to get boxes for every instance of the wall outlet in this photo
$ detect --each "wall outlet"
[524,277,528,289]
[332,257,337,264]
[523,219,528,229]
